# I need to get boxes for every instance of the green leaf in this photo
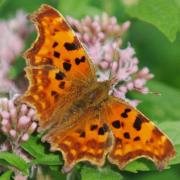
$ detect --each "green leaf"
[0,170,13,180]
[31,156,62,166]
[0,0,57,17]
[128,20,180,89]
[124,0,180,42]
[131,80,180,122]
[170,145,180,165]
[0,152,29,175]
[81,166,123,180]
[21,135,62,166]
[58,0,102,18]
[122,164,180,180]
[124,159,156,173]
[21,135,45,159]
[39,166,66,180]
[0,0,5,7]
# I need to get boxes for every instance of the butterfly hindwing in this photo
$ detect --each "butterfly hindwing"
[102,96,176,170]
[43,109,112,172]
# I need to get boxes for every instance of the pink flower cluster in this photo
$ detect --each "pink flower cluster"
[68,13,153,105]
[0,96,37,149]
[0,10,31,93]
[0,95,37,180]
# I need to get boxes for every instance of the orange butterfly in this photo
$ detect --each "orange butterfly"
[20,4,176,172]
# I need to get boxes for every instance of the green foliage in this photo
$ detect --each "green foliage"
[21,135,62,166]
[0,152,29,175]
[81,166,123,180]
[124,0,180,42]
[0,170,12,180]
[58,0,102,18]
[122,164,180,180]
[0,0,5,7]
[128,21,180,89]
[131,80,180,122]
[0,0,58,18]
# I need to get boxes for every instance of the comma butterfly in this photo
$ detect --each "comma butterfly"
[20,4,176,172]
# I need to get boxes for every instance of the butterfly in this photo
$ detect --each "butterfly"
[20,4,176,173]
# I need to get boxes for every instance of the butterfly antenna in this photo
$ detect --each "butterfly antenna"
[134,87,161,96]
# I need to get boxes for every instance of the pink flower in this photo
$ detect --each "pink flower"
[0,10,31,93]
[68,14,153,105]
[0,96,37,143]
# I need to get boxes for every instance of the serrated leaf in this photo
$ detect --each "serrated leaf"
[81,166,123,180]
[0,152,29,175]
[0,170,13,180]
[125,0,180,42]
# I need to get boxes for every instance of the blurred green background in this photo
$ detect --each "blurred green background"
[0,0,180,179]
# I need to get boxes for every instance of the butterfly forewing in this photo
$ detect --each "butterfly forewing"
[43,108,112,173]
[21,4,96,129]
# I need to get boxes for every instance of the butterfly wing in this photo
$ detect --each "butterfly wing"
[20,4,96,129]
[102,96,176,170]
[43,108,112,173]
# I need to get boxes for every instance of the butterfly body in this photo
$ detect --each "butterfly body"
[20,4,175,173]
[72,80,110,108]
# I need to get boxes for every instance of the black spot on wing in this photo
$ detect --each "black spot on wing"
[55,71,65,80]
[51,91,59,101]
[98,123,108,135]
[90,125,98,131]
[125,108,131,112]
[121,113,128,118]
[124,132,130,139]
[64,37,81,51]
[112,120,121,129]
[64,42,76,51]
[134,136,140,141]
[63,62,71,71]
[80,131,86,138]
[75,56,86,65]
[51,91,58,96]
[133,115,143,131]
[52,42,58,48]
[53,51,60,58]
[59,81,65,89]
[121,108,131,118]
